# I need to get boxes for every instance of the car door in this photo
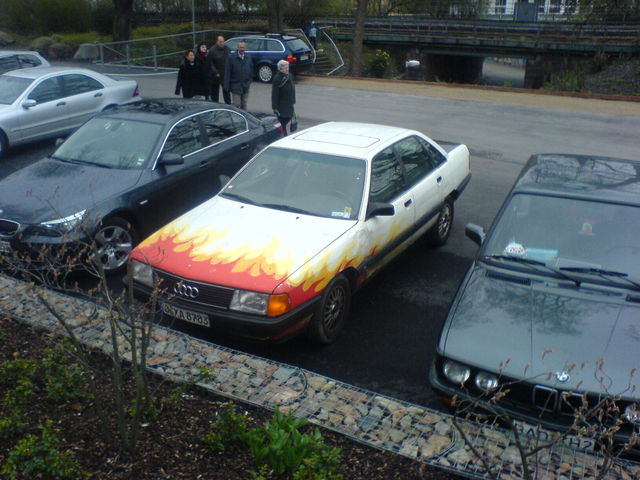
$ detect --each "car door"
[394,135,442,232]
[15,75,69,142]
[60,73,105,128]
[361,146,415,277]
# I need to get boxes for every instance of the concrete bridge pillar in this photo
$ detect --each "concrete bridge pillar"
[422,54,484,83]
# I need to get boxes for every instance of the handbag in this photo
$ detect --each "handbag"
[290,112,298,132]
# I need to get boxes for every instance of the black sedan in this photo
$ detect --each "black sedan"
[0,99,283,273]
[430,153,640,455]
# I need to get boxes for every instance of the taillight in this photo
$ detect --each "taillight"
[275,122,285,135]
[286,54,297,63]
[132,85,140,97]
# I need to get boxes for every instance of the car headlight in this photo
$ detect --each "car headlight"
[443,360,471,386]
[624,404,640,426]
[130,260,153,287]
[40,210,86,234]
[475,371,499,392]
[230,290,291,316]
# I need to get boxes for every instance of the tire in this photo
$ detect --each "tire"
[426,198,454,247]
[0,130,8,158]
[257,64,274,83]
[307,275,351,344]
[92,217,138,274]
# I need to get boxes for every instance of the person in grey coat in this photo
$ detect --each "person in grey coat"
[271,59,296,135]
[223,41,253,110]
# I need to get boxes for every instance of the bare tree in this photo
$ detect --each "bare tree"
[113,0,134,41]
[350,0,369,76]
[265,0,284,33]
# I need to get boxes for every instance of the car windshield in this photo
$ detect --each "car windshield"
[0,76,33,104]
[482,193,640,280]
[285,38,309,52]
[221,146,365,220]
[53,117,163,169]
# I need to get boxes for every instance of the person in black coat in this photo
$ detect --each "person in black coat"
[271,60,296,135]
[195,42,211,100]
[223,41,253,110]
[206,35,231,104]
[175,50,205,99]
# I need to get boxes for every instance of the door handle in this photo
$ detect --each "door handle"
[56,101,66,107]
[240,143,250,150]
[437,176,443,183]
[199,161,209,168]
[94,92,103,97]
[404,199,412,207]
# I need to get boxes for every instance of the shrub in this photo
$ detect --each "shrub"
[29,36,55,55]
[203,401,250,453]
[91,0,114,35]
[368,49,392,78]
[48,42,73,60]
[34,0,92,33]
[52,32,106,51]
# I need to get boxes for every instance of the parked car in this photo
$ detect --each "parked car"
[430,153,640,455]
[0,99,283,273]
[225,34,314,83]
[129,122,471,343]
[0,50,50,74]
[0,66,140,157]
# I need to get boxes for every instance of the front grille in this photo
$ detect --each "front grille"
[154,269,234,309]
[0,219,19,237]
[533,385,558,412]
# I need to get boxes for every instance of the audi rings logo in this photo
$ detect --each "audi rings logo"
[174,281,199,299]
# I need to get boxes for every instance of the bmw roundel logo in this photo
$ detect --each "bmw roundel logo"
[555,371,570,383]
[173,281,199,299]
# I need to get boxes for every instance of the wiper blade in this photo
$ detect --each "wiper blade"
[51,156,113,168]
[220,192,262,206]
[482,255,581,286]
[263,203,315,215]
[560,267,640,290]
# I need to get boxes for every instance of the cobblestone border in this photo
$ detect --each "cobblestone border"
[0,274,638,480]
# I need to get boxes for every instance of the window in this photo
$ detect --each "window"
[395,136,435,187]
[225,39,240,51]
[265,40,283,52]
[285,38,309,52]
[162,117,204,156]
[29,77,65,104]
[0,56,20,74]
[417,137,446,168]
[230,111,248,132]
[17,54,42,67]
[369,147,405,203]
[494,0,507,14]
[244,39,264,51]
[62,74,103,96]
[201,110,241,144]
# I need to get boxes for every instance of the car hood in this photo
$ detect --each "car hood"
[442,264,640,395]
[0,158,143,223]
[132,196,358,302]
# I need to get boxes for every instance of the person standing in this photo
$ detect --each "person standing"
[196,42,211,100]
[271,60,296,135]
[223,41,253,110]
[206,35,231,104]
[308,21,318,50]
[175,49,205,99]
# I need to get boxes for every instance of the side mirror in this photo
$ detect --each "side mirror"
[22,99,37,109]
[55,138,65,147]
[158,152,184,167]
[465,223,485,246]
[366,202,395,219]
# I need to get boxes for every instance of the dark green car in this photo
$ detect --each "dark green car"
[431,153,640,455]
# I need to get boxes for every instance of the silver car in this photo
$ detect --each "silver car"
[0,66,140,157]
[0,50,50,74]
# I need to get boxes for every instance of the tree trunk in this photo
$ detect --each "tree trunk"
[350,0,369,76]
[266,0,284,33]
[113,0,134,42]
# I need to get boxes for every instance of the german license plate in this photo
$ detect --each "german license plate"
[161,303,210,328]
[513,419,595,452]
[300,54,308,61]
[0,240,10,254]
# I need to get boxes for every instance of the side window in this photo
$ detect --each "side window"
[369,147,405,204]
[244,38,264,51]
[225,39,240,51]
[17,55,42,67]
[266,40,283,52]
[162,117,204,156]
[62,74,103,96]
[29,77,65,104]
[0,56,20,74]
[230,111,248,132]
[417,137,446,168]
[201,110,240,144]
[395,136,435,187]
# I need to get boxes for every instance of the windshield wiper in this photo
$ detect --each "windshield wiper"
[482,255,582,287]
[262,203,315,215]
[50,156,113,168]
[559,267,640,290]
[220,192,262,206]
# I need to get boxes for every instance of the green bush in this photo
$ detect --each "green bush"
[0,0,38,34]
[34,0,92,33]
[91,0,114,35]
[29,36,55,55]
[48,42,73,60]
[367,49,392,78]
[1,420,86,480]
[203,401,249,453]
[53,32,107,50]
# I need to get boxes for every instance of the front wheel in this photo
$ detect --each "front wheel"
[257,64,274,83]
[426,199,454,247]
[92,217,138,274]
[307,275,351,344]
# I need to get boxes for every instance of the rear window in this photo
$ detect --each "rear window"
[0,56,20,74]
[284,38,308,52]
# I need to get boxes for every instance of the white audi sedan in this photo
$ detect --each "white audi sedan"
[0,66,140,156]
[129,122,471,344]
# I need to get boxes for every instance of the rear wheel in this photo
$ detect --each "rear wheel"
[257,64,274,83]
[307,275,351,344]
[92,217,138,274]
[426,198,454,247]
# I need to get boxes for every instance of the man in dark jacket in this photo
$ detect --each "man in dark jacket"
[223,41,253,110]
[206,35,231,104]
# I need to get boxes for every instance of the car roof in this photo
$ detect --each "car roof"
[230,34,297,41]
[270,122,414,159]
[513,153,640,206]
[103,98,248,123]
[2,66,105,79]
[0,50,46,57]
